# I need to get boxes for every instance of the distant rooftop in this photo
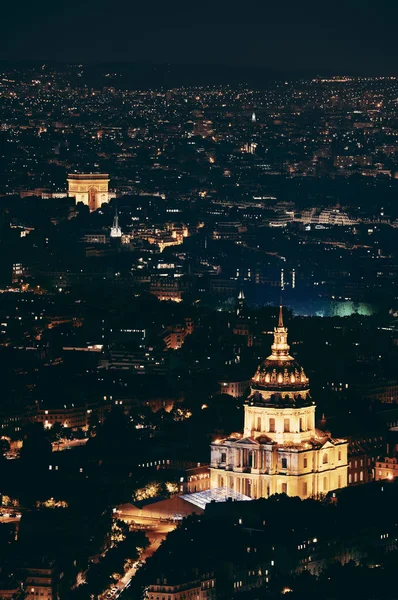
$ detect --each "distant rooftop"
[67,173,109,179]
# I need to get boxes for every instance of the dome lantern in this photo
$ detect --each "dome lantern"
[249,306,310,402]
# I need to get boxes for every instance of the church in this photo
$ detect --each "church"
[210,308,348,499]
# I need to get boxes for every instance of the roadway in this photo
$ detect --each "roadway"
[52,438,89,451]
[102,521,175,599]
[0,513,21,524]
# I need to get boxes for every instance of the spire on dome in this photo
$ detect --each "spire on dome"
[250,303,310,394]
[267,304,293,361]
[278,304,284,328]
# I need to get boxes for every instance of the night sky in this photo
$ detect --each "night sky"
[1,0,397,74]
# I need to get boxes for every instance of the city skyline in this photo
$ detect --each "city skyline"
[1,10,398,598]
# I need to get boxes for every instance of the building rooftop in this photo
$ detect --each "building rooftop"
[180,486,251,510]
[67,173,109,180]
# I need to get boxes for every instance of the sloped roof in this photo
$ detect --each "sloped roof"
[180,486,252,510]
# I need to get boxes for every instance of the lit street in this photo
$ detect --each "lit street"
[100,522,175,598]
[52,438,89,452]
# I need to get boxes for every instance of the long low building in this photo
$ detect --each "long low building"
[117,487,251,521]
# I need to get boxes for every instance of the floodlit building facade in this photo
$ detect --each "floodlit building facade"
[375,456,398,481]
[210,308,348,499]
[148,575,216,600]
[67,173,110,211]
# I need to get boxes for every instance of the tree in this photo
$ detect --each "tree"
[0,438,10,455]
[112,519,130,544]
[47,422,64,443]
[85,562,111,598]
[19,422,52,465]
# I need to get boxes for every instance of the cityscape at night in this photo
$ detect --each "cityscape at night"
[1,3,398,599]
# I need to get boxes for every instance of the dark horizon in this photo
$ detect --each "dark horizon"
[0,60,368,90]
[2,0,398,75]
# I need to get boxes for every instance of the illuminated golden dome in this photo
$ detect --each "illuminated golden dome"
[250,307,310,396]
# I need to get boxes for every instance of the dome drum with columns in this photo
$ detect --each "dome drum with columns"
[210,307,348,500]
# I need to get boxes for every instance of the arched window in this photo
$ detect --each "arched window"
[323,453,328,464]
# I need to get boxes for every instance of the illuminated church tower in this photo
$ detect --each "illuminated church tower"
[110,207,122,239]
[236,289,245,316]
[210,307,348,499]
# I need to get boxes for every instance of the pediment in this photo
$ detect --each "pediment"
[235,437,260,446]
[320,439,335,449]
